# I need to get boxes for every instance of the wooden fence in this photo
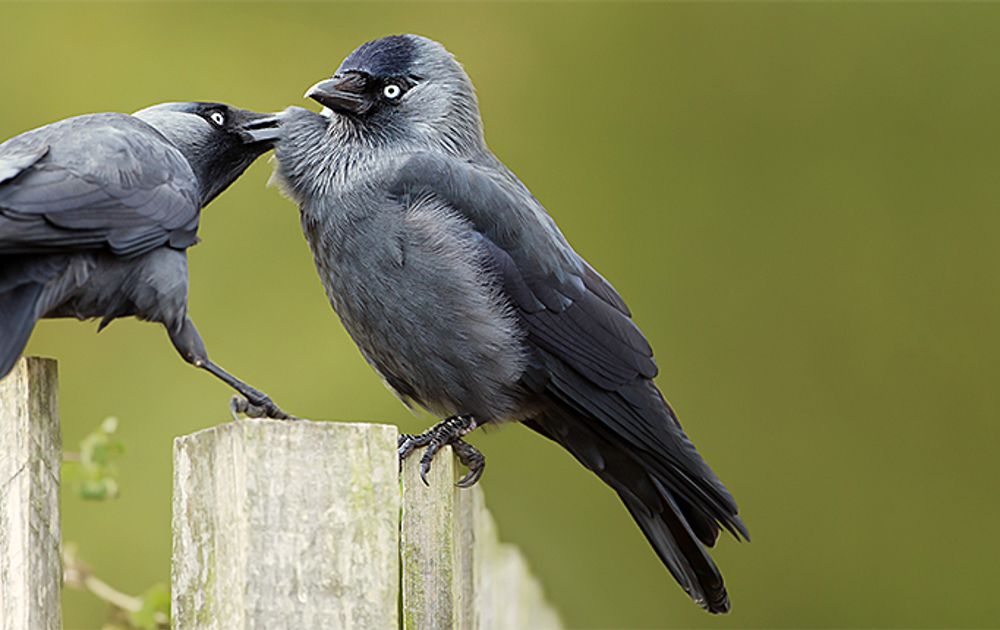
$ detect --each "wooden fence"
[0,358,562,629]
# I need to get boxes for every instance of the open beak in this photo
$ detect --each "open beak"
[305,73,372,115]
[239,112,282,144]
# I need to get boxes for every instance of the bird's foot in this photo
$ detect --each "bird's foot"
[229,394,297,421]
[398,415,484,487]
[451,439,486,488]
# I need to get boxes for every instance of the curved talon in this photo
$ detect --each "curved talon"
[230,395,250,421]
[456,467,484,488]
[419,440,444,486]
[452,439,486,487]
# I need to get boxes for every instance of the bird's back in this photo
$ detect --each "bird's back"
[0,112,201,257]
[0,112,200,378]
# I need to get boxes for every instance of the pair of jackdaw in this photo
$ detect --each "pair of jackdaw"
[0,35,747,612]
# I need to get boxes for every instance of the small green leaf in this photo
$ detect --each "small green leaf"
[128,583,170,630]
[63,417,126,501]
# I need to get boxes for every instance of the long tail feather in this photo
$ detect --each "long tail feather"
[525,405,739,614]
[0,281,45,379]
[620,480,730,613]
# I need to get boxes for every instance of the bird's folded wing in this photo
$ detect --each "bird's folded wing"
[388,152,746,537]
[388,152,655,386]
[0,115,201,258]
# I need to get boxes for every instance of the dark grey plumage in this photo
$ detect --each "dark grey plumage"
[273,35,747,612]
[0,103,289,418]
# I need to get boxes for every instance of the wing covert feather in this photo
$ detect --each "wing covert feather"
[389,152,655,387]
[0,113,201,258]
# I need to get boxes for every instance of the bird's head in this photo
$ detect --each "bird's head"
[133,102,280,204]
[305,35,485,155]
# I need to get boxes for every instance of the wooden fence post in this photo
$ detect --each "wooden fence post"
[0,358,563,627]
[401,448,562,630]
[0,357,61,630]
[171,419,399,630]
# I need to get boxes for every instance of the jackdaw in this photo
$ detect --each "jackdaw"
[0,102,290,419]
[272,35,747,611]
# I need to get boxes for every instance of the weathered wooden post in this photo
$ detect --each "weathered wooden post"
[171,419,399,630]
[401,450,562,630]
[0,357,61,630]
[0,357,563,627]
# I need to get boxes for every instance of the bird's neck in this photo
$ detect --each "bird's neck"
[326,110,489,163]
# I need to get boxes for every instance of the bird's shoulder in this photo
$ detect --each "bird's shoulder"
[0,112,199,208]
[388,150,655,382]
[387,151,580,272]
[15,113,192,182]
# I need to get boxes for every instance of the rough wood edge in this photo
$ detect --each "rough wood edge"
[401,446,562,629]
[401,446,464,629]
[0,357,61,630]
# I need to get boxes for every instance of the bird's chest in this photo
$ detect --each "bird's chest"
[300,194,405,313]
[298,193,528,418]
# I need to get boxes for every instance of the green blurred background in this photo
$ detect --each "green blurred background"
[3,2,999,628]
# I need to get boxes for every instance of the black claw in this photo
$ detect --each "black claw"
[455,467,483,488]
[399,415,485,487]
[419,440,443,486]
[453,439,486,487]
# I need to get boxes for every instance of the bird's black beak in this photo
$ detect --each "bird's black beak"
[239,111,282,145]
[305,73,373,115]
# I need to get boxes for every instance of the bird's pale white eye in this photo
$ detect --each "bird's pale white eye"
[383,84,402,100]
[209,111,226,126]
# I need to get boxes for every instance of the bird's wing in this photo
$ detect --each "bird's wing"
[0,145,49,185]
[0,114,201,258]
[388,152,746,536]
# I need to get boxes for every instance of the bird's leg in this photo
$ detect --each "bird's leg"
[398,415,485,487]
[167,318,295,421]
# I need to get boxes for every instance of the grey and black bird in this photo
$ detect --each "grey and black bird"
[272,35,748,612]
[0,102,290,419]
